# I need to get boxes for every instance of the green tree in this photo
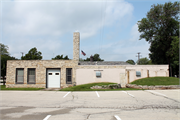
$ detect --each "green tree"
[84,54,104,61]
[79,58,84,61]
[137,57,151,65]
[1,54,17,85]
[0,43,9,55]
[137,1,179,76]
[52,55,69,60]
[0,44,17,85]
[63,55,69,60]
[166,36,179,76]
[21,47,42,60]
[126,59,135,65]
[84,58,90,61]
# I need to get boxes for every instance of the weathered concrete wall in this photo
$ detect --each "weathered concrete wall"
[76,66,127,87]
[126,65,169,83]
[6,60,78,88]
[76,65,169,87]
[127,70,136,83]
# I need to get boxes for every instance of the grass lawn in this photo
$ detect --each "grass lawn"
[0,85,44,91]
[60,82,141,91]
[130,77,179,86]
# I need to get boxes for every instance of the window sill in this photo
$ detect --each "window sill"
[27,83,36,84]
[66,82,72,84]
[15,82,24,84]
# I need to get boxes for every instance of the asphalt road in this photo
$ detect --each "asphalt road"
[0,90,179,120]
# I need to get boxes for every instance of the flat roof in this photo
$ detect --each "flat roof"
[78,61,131,65]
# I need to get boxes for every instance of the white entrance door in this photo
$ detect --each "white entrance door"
[47,69,60,88]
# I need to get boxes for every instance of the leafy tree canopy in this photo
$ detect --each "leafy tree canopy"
[84,54,104,61]
[79,58,84,61]
[1,54,17,77]
[137,57,152,65]
[0,43,17,84]
[52,55,69,60]
[137,1,179,76]
[126,59,135,65]
[1,54,17,85]
[166,36,179,66]
[0,43,9,55]
[21,47,42,60]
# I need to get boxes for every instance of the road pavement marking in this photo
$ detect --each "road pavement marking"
[122,91,134,97]
[114,115,121,120]
[63,92,71,98]
[96,91,100,97]
[43,115,51,120]
[121,91,127,94]
[127,93,134,97]
[147,90,167,97]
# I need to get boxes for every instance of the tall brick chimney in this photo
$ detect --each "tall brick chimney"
[90,55,93,62]
[73,32,80,61]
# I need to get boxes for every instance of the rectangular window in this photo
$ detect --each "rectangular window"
[28,68,36,84]
[55,73,59,75]
[49,73,52,75]
[66,68,72,84]
[16,68,24,84]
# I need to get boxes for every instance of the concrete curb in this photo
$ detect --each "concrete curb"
[126,84,180,90]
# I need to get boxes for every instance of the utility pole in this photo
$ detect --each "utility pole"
[21,52,24,57]
[136,52,141,64]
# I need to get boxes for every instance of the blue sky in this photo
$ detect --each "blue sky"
[0,0,177,62]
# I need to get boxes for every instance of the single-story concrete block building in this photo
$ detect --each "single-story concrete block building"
[6,32,169,88]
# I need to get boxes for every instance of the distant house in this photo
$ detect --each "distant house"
[6,32,169,88]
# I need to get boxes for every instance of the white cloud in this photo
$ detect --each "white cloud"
[3,0,133,38]
[82,23,150,61]
[130,23,140,41]
[2,0,134,59]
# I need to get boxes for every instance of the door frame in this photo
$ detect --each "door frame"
[46,68,61,88]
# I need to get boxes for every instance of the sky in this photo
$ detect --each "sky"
[0,0,177,62]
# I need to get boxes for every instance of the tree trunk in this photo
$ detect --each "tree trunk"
[170,65,172,77]
[3,76,5,85]
[168,63,172,77]
[167,57,172,77]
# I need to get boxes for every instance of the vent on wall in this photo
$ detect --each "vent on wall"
[136,71,141,77]
[96,71,101,77]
